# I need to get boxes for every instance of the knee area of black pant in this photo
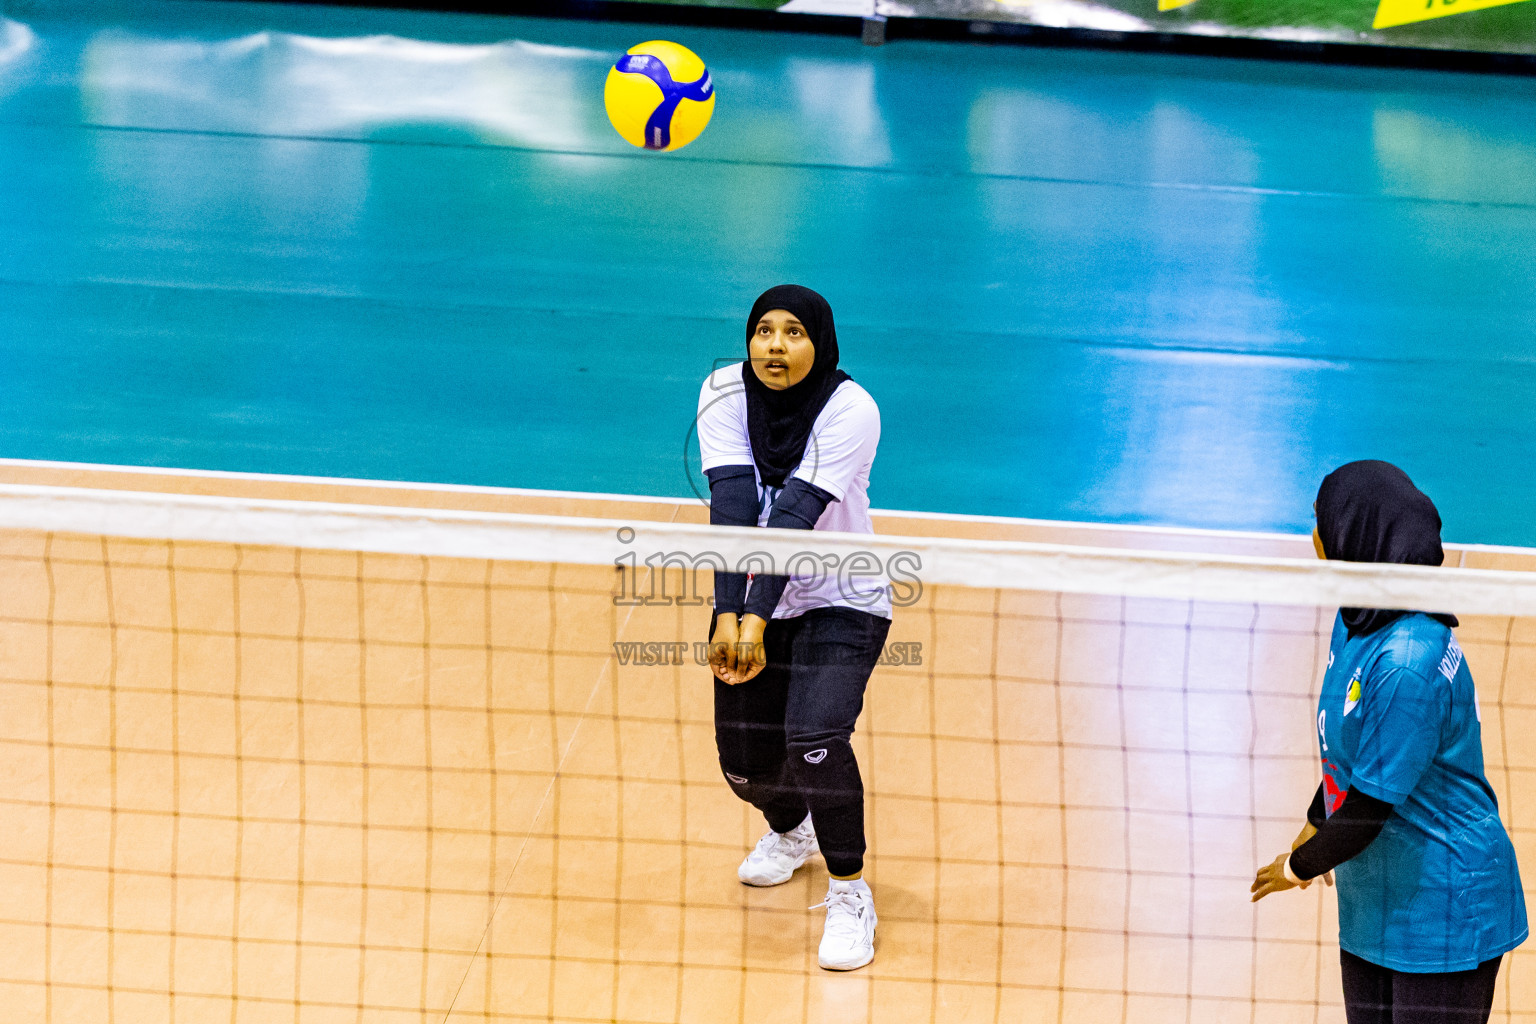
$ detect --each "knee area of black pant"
[719,762,775,800]
[786,734,851,759]
[785,738,858,783]
[719,767,748,796]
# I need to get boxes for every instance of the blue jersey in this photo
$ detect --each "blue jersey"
[1317,611,1526,972]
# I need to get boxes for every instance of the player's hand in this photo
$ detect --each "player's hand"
[1289,823,1334,886]
[709,614,739,683]
[1250,853,1302,902]
[731,614,769,684]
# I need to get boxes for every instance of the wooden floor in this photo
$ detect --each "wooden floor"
[1,465,1534,1023]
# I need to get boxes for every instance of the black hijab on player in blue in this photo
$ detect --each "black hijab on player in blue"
[742,285,851,489]
[1315,460,1459,638]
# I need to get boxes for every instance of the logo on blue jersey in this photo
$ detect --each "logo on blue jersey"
[1437,636,1480,721]
[1343,671,1362,716]
[1439,636,1464,682]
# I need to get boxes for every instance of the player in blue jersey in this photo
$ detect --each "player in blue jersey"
[1251,461,1526,1024]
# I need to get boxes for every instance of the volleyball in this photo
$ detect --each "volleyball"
[603,40,715,152]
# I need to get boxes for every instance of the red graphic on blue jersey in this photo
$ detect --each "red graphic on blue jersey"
[1321,759,1347,815]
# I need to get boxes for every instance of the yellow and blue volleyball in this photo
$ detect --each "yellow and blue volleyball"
[603,41,715,152]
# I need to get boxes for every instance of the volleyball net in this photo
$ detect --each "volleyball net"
[1,481,1534,1024]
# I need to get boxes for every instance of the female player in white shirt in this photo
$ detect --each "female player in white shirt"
[696,284,891,971]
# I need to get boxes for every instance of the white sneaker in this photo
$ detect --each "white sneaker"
[813,878,876,971]
[737,816,818,887]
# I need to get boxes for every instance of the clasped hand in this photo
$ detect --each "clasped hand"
[708,613,768,685]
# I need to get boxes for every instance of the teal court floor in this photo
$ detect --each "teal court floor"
[1,0,1535,542]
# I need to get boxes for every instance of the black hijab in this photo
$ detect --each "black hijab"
[1315,460,1458,638]
[741,285,851,489]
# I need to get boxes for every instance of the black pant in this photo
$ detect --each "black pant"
[1341,950,1503,1024]
[713,607,891,879]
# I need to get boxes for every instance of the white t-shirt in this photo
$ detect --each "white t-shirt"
[696,364,890,620]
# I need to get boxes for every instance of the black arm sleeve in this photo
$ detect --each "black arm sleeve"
[1306,782,1327,830]
[741,478,837,622]
[1288,787,1394,881]
[706,465,758,616]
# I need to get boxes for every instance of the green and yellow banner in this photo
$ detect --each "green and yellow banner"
[631,0,1536,58]
[1373,0,1533,29]
[1144,0,1536,27]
